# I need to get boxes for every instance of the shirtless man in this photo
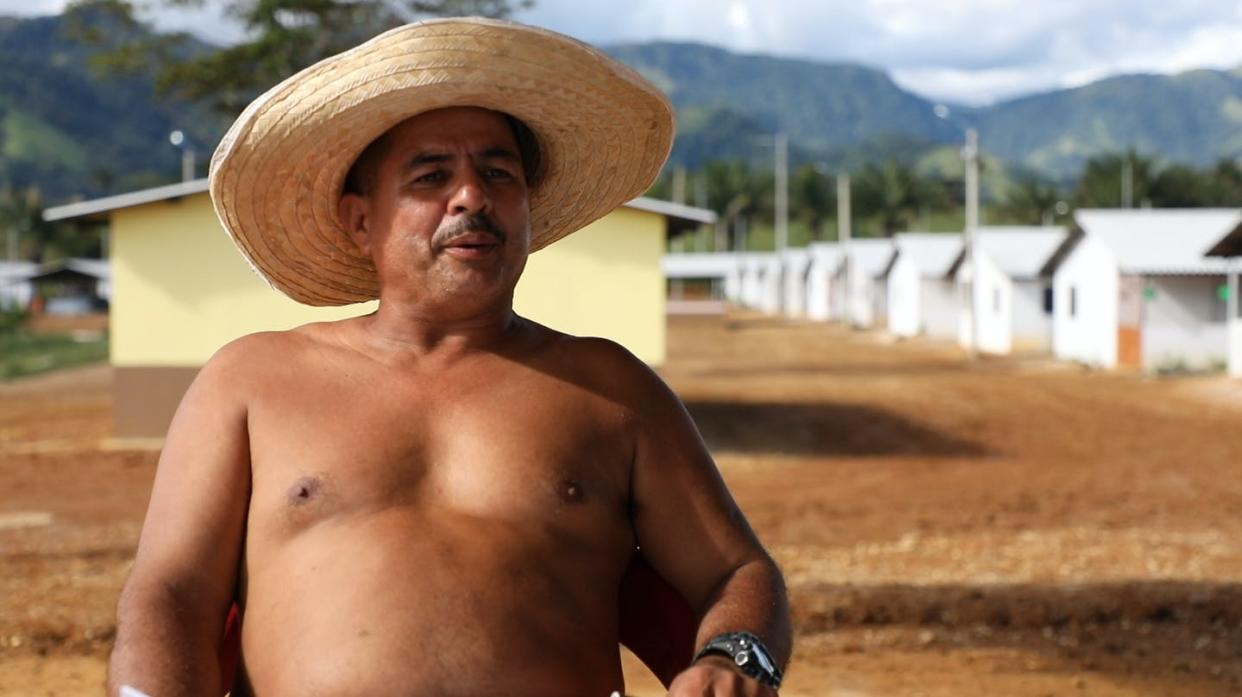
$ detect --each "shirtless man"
[107,19,790,697]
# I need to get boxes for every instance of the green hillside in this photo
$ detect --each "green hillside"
[605,42,958,168]
[0,12,226,203]
[3,10,1242,206]
[976,70,1242,179]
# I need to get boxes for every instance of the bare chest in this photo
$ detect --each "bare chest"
[244,365,634,536]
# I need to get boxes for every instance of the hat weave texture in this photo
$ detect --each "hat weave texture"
[209,17,675,306]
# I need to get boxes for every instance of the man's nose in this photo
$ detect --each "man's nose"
[449,170,491,215]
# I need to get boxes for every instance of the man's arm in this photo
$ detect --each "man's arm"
[108,342,253,697]
[623,354,792,695]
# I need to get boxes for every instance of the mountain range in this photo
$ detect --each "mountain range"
[4,11,1242,206]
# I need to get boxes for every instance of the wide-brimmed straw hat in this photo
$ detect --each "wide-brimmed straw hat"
[209,17,674,306]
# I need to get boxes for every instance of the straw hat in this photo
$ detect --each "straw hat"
[209,17,674,306]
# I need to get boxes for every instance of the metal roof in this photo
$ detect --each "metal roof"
[663,252,740,278]
[892,232,962,278]
[845,238,896,279]
[1073,208,1242,275]
[44,177,717,226]
[977,226,1067,279]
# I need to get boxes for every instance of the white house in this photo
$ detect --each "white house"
[884,233,961,339]
[1047,209,1242,371]
[949,227,1066,354]
[781,248,812,318]
[1205,228,1242,377]
[0,261,37,309]
[759,253,784,315]
[662,252,739,313]
[805,243,840,321]
[833,238,896,329]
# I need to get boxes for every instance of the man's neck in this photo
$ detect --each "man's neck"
[351,298,523,362]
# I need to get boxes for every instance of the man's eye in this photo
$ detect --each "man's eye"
[485,168,515,180]
[415,171,446,183]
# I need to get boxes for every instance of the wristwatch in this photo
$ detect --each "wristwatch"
[693,631,783,689]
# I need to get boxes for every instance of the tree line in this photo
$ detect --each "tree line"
[655,150,1242,251]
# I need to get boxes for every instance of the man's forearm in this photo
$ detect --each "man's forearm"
[107,582,225,697]
[693,555,792,667]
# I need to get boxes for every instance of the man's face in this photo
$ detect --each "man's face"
[340,106,532,313]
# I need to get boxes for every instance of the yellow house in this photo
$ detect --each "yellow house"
[45,180,714,438]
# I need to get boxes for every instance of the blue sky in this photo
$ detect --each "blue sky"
[6,0,1242,105]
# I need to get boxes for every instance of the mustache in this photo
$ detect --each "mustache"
[434,213,508,246]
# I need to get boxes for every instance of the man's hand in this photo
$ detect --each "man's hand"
[666,656,779,696]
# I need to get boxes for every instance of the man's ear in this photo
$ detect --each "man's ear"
[338,193,371,255]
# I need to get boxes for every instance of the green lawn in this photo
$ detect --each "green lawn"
[0,331,109,380]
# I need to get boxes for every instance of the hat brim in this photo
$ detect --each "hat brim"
[209,17,675,306]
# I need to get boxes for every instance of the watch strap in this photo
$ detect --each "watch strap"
[693,631,783,689]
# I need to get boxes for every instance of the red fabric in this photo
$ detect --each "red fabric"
[218,604,241,694]
[215,554,696,694]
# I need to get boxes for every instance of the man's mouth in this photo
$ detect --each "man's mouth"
[441,232,502,259]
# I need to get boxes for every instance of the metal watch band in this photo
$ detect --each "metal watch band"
[693,631,783,689]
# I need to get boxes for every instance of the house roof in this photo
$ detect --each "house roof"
[663,252,740,279]
[0,261,38,280]
[0,258,107,283]
[807,242,840,268]
[844,238,896,279]
[946,226,1066,279]
[43,178,717,226]
[1070,208,1242,275]
[892,232,962,278]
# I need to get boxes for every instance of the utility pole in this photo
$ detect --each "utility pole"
[1229,256,1240,378]
[774,132,788,251]
[170,130,196,182]
[964,128,981,357]
[1121,155,1133,209]
[837,172,852,323]
[671,164,687,204]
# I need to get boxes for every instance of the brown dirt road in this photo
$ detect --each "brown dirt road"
[3,312,1242,695]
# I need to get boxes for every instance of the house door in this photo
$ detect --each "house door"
[1117,275,1143,368]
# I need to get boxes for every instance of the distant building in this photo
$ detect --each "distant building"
[663,251,737,314]
[884,233,961,339]
[0,261,37,309]
[781,247,812,318]
[46,179,711,437]
[804,243,840,322]
[1045,209,1242,371]
[1204,225,1242,377]
[832,238,896,329]
[948,227,1067,354]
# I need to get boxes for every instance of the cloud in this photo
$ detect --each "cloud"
[519,0,1242,104]
[7,0,1242,104]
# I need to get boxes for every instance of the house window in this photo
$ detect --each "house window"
[1069,287,1077,318]
[1043,286,1054,314]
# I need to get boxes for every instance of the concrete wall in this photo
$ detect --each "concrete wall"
[921,278,959,340]
[517,205,666,365]
[956,252,1012,354]
[110,195,373,368]
[1052,236,1119,368]
[805,250,833,321]
[782,249,811,318]
[1012,279,1052,348]
[1141,275,1229,371]
[886,255,920,337]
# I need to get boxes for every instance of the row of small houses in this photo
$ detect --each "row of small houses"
[666,208,1242,376]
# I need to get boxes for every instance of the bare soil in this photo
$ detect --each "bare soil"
[3,313,1242,696]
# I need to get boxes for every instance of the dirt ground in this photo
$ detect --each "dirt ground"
[3,312,1242,696]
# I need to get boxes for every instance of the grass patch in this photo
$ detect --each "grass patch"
[0,331,109,380]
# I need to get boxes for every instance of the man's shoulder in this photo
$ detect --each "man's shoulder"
[201,322,338,382]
